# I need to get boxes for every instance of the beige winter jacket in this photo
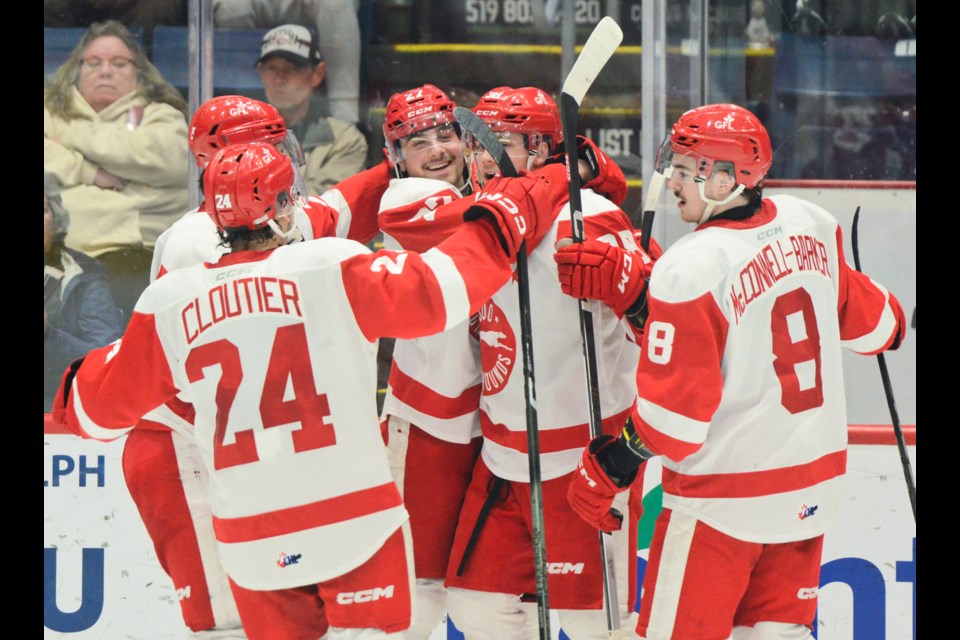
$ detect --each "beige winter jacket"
[43,87,189,257]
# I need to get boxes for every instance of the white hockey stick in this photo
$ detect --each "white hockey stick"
[558,15,625,639]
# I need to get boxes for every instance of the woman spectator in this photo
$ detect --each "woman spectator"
[44,19,190,319]
[44,170,123,412]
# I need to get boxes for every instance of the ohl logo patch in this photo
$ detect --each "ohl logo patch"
[476,300,515,395]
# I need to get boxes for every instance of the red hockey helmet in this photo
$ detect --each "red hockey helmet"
[203,142,295,231]
[382,84,457,164]
[188,95,290,168]
[656,103,773,189]
[472,86,563,147]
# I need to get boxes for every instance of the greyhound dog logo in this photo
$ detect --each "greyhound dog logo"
[476,300,516,395]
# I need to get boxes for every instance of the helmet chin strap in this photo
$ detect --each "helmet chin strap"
[267,215,304,245]
[696,181,745,225]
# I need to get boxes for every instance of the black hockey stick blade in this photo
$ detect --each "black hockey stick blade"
[453,107,518,178]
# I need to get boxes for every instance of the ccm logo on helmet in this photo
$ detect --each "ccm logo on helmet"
[336,585,395,604]
[475,110,499,116]
[405,106,435,118]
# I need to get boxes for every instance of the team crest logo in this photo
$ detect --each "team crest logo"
[475,300,516,395]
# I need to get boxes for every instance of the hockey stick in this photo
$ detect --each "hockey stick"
[454,106,553,640]
[851,206,916,521]
[626,168,670,329]
[559,16,625,638]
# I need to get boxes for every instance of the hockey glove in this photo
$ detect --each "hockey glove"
[577,136,628,207]
[464,165,567,258]
[52,356,85,427]
[568,434,635,533]
[555,239,652,317]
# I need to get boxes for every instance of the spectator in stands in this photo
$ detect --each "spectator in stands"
[746,0,775,48]
[44,171,123,412]
[214,0,362,126]
[43,0,187,56]
[252,24,368,195]
[44,19,190,320]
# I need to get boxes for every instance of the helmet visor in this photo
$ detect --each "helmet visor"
[394,123,462,163]
[278,131,306,169]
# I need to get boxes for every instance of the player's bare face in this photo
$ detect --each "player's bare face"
[399,124,466,186]
[666,155,707,224]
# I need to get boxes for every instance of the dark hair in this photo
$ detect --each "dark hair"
[44,20,188,120]
[218,226,279,251]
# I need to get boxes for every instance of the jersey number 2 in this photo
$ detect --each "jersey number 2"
[185,324,336,470]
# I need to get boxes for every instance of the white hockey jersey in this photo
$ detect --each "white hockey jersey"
[478,189,642,482]
[634,194,906,543]
[57,227,514,590]
[378,177,482,443]
[150,160,391,281]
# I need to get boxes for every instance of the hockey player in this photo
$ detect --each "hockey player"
[377,84,642,638]
[556,103,907,640]
[52,140,570,639]
[437,86,658,639]
[122,94,392,638]
[376,84,484,638]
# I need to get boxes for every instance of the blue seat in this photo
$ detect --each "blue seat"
[152,26,268,93]
[44,26,145,81]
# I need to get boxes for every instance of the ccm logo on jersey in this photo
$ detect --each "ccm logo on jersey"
[796,587,818,600]
[547,562,585,575]
[336,585,396,604]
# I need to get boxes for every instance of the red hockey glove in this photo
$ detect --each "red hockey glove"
[568,435,631,533]
[464,164,567,258]
[51,356,85,427]
[555,239,651,317]
[577,136,628,207]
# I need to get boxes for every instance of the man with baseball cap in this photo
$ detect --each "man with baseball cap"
[256,24,368,196]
